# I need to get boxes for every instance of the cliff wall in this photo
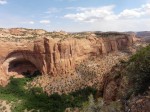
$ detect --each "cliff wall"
[0,33,135,85]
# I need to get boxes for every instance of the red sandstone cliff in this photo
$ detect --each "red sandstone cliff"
[0,33,136,85]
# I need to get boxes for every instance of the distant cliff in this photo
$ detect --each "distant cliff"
[136,31,150,42]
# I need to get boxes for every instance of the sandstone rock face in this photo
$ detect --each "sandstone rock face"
[0,33,135,86]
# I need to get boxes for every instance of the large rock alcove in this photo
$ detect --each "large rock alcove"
[2,51,42,78]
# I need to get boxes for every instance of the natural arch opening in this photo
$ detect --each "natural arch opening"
[8,59,41,78]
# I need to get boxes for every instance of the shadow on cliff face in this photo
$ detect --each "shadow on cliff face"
[8,59,41,78]
[22,70,41,78]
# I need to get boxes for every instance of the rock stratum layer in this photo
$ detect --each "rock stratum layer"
[0,31,136,86]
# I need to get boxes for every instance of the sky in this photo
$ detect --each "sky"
[0,0,150,32]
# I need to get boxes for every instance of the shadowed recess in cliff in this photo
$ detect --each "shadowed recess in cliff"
[8,59,41,78]
[2,50,44,77]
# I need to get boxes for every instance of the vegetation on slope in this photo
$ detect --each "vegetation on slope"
[80,45,150,112]
[126,44,150,95]
[94,32,129,38]
[102,44,150,98]
[0,77,97,112]
[81,95,123,112]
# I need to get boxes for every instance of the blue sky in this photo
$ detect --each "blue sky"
[0,0,150,32]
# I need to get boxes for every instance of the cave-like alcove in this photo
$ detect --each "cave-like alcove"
[8,59,41,78]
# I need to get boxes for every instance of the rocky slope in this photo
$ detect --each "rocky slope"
[101,45,150,112]
[29,52,129,95]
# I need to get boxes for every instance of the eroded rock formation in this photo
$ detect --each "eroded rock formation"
[0,31,136,86]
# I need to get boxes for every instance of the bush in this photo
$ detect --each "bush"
[127,45,150,95]
[82,95,123,112]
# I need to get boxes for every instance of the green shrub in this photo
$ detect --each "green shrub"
[127,45,150,95]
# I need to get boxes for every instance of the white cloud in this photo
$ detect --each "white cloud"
[39,20,50,24]
[62,3,150,31]
[119,9,143,18]
[0,0,7,5]
[64,5,116,22]
[64,3,150,22]
[29,21,35,24]
[119,3,150,18]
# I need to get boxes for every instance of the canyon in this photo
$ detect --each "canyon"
[0,28,136,87]
[0,28,150,112]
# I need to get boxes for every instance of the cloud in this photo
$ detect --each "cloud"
[0,0,7,5]
[64,3,150,22]
[119,3,150,18]
[39,20,50,24]
[62,3,150,31]
[29,21,35,24]
[119,9,143,18]
[64,5,117,22]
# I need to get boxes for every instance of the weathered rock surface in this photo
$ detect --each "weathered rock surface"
[0,31,136,86]
[30,52,129,95]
